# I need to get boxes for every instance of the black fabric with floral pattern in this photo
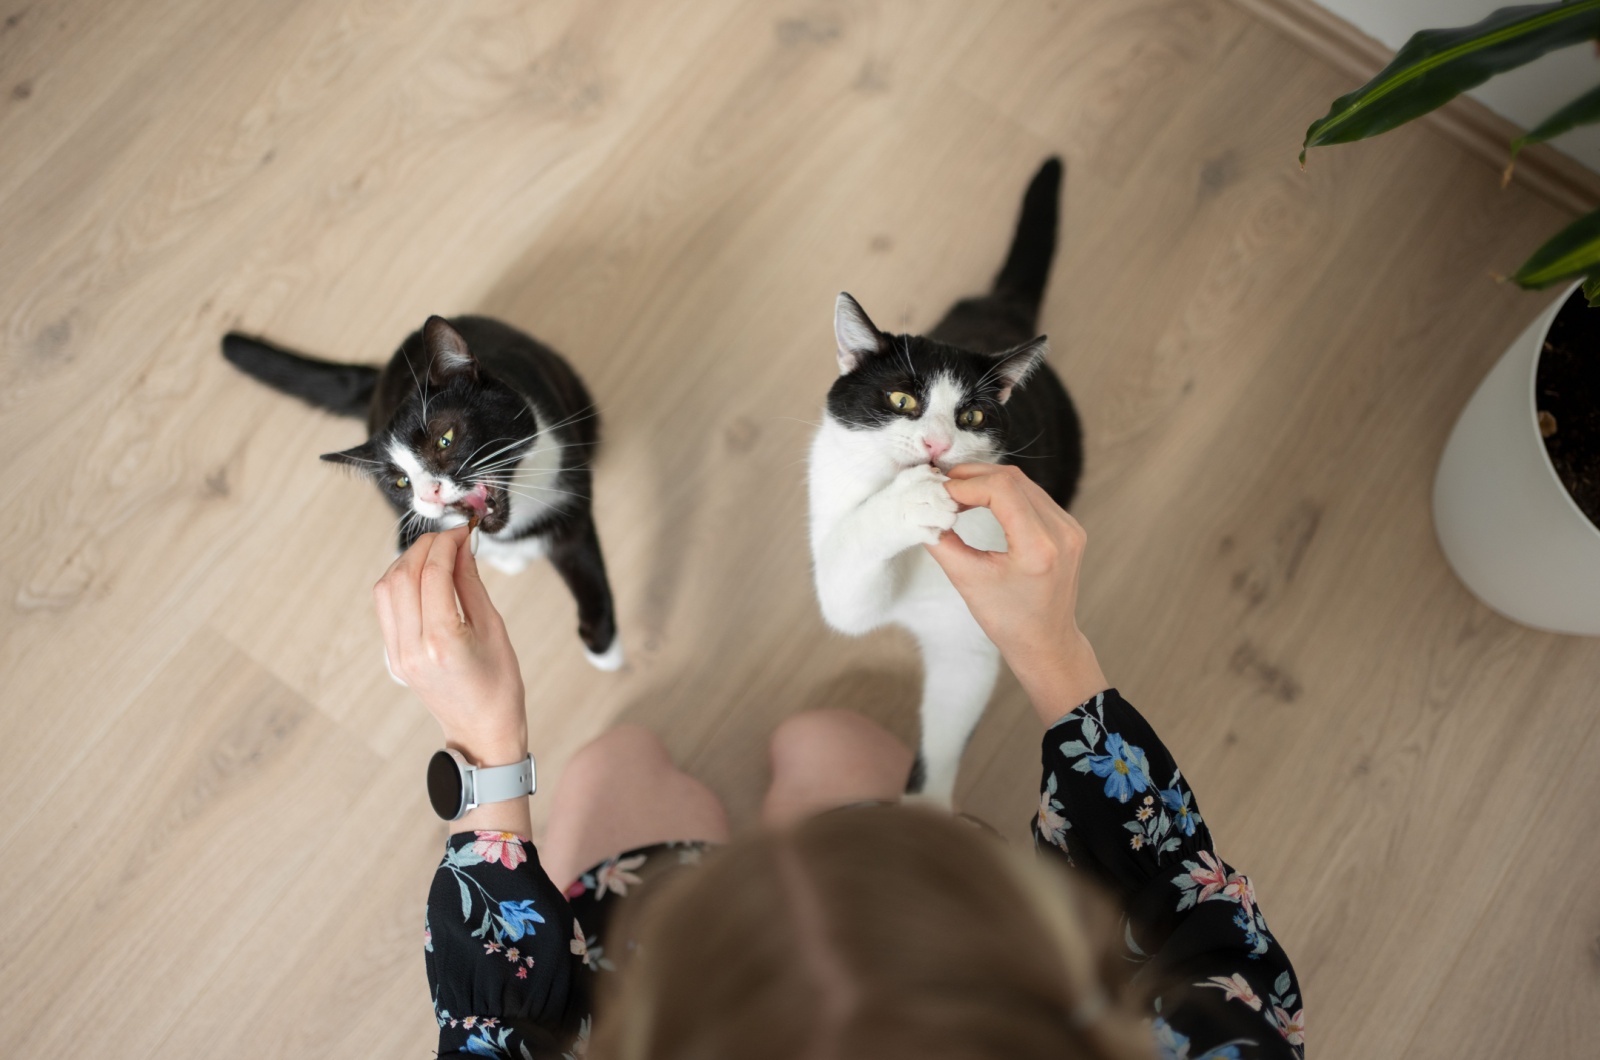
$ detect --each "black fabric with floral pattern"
[426,835,706,1058]
[1035,689,1305,1059]
[424,688,1304,1059]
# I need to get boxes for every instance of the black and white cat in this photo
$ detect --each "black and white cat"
[808,158,1082,805]
[222,315,622,670]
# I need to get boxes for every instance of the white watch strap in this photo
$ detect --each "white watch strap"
[468,754,536,808]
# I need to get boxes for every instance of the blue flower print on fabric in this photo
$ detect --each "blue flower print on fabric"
[1055,692,1202,866]
[497,900,545,942]
[1160,786,1199,837]
[461,1025,523,1057]
[1086,732,1152,803]
[1151,1016,1250,1060]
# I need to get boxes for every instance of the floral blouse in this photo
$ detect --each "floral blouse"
[1034,689,1305,1059]
[424,688,1305,1059]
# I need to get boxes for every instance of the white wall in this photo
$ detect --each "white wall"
[1316,0,1600,173]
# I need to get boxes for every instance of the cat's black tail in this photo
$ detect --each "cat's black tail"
[221,334,377,418]
[991,156,1063,325]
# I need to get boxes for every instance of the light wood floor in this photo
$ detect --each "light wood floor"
[3,0,1596,1055]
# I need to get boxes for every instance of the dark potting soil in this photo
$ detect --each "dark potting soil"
[1536,285,1600,531]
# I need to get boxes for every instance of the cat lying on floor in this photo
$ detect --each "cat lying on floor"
[223,314,622,671]
[809,158,1083,805]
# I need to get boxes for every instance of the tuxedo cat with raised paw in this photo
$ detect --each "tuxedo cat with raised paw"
[808,158,1082,805]
[222,315,623,671]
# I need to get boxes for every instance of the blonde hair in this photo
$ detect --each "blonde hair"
[589,805,1156,1060]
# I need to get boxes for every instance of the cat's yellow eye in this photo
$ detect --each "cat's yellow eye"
[437,429,454,449]
[396,475,410,489]
[959,409,985,428]
[887,391,919,414]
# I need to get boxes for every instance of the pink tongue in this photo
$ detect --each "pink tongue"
[461,484,490,514]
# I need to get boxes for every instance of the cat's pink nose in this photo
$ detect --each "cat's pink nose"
[923,437,951,461]
[416,480,442,503]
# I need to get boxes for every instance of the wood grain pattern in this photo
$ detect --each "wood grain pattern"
[2,1,1597,1055]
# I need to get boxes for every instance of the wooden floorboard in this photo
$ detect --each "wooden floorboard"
[2,1,1597,1055]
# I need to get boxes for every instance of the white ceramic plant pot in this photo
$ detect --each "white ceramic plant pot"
[1433,280,1600,635]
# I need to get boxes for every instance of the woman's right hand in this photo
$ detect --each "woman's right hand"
[373,526,528,766]
[924,464,1108,725]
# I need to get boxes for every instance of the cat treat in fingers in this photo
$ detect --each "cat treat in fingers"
[807,158,1082,806]
[221,315,623,671]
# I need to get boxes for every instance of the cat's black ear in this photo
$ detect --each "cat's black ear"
[834,292,886,375]
[321,439,383,472]
[423,315,478,386]
[993,336,1048,403]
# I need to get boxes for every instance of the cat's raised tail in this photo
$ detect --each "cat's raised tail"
[991,156,1063,325]
[221,333,378,419]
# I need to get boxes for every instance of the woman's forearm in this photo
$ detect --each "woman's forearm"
[1012,630,1108,729]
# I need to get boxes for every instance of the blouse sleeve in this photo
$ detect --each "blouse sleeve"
[425,830,591,1058]
[1032,689,1306,1060]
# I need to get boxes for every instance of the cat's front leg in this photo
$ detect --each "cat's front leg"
[815,464,958,634]
[546,516,623,671]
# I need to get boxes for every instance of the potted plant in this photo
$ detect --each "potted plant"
[1302,0,1600,634]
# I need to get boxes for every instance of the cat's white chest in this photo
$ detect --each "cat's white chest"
[477,532,546,575]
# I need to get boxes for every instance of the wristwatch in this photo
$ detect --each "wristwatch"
[427,749,536,821]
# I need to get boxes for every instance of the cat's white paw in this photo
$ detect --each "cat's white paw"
[585,637,625,672]
[887,463,959,546]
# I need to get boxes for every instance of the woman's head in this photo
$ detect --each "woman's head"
[591,805,1155,1060]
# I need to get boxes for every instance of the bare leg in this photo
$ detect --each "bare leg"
[761,710,915,829]
[539,725,730,890]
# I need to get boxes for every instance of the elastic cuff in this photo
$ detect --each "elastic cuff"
[1045,687,1118,730]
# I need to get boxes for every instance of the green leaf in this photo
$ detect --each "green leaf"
[1302,1,1600,164]
[1512,206,1600,288]
[1584,273,1600,305]
[1509,82,1600,169]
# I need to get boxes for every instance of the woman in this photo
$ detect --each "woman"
[374,464,1305,1059]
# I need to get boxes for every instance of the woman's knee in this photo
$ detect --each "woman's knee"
[543,725,730,885]
[769,709,909,773]
[561,724,672,794]
[764,710,913,827]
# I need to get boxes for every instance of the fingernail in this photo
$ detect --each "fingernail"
[470,526,482,557]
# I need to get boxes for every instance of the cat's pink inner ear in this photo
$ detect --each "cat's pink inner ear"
[424,316,477,383]
[995,336,1048,403]
[834,292,883,375]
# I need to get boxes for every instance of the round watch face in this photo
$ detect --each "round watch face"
[427,750,466,820]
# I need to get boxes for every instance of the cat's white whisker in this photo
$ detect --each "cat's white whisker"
[465,432,539,470]
[476,476,582,501]
[468,439,590,472]
[460,434,525,469]
[537,403,599,434]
